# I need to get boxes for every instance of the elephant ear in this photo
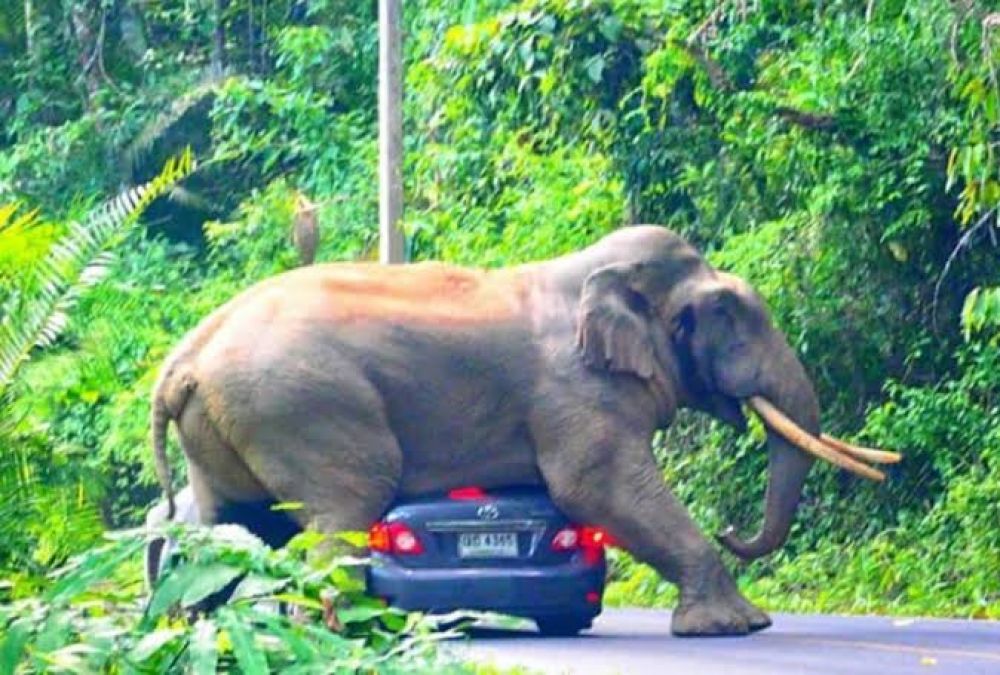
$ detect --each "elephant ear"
[576,263,658,380]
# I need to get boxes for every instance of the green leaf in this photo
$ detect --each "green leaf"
[219,609,269,675]
[46,539,145,604]
[189,619,218,675]
[129,628,183,662]
[147,562,242,618]
[269,501,305,511]
[585,55,605,83]
[181,564,245,608]
[599,15,623,42]
[333,530,368,548]
[337,605,387,625]
[229,574,289,603]
[0,618,33,674]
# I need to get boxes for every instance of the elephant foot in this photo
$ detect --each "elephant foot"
[671,595,771,637]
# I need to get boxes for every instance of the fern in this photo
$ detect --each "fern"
[0,149,196,395]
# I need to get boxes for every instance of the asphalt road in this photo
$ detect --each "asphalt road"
[452,608,1000,674]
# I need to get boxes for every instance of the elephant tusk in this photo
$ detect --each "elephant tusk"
[747,397,886,482]
[820,434,902,465]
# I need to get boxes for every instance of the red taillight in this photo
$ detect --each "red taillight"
[448,486,487,500]
[389,522,424,554]
[580,526,610,549]
[368,521,424,555]
[551,527,580,551]
[369,522,391,553]
[551,525,613,552]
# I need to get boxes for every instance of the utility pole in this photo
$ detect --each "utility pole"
[378,0,406,263]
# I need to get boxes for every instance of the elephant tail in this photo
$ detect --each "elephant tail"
[151,386,175,519]
[151,365,196,520]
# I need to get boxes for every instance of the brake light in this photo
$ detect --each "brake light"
[448,486,487,500]
[551,526,613,552]
[369,522,391,552]
[551,527,579,551]
[368,522,425,555]
[580,526,610,549]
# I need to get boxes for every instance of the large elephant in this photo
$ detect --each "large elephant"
[151,225,896,636]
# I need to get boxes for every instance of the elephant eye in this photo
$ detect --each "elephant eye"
[624,289,650,315]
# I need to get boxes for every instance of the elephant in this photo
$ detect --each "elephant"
[144,484,300,600]
[151,225,897,636]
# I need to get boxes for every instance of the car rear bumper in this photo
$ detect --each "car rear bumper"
[366,559,606,619]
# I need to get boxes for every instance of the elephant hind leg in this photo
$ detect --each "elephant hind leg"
[238,396,404,558]
[176,392,271,526]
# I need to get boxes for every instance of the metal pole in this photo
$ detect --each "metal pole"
[378,0,406,263]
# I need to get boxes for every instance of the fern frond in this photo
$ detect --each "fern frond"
[0,149,196,395]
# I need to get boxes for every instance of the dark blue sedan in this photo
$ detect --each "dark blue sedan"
[366,486,608,636]
[146,485,608,635]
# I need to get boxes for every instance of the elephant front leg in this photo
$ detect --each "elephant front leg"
[536,430,770,636]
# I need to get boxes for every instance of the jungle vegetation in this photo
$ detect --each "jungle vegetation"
[0,0,998,670]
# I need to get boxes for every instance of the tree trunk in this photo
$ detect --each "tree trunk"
[69,1,102,109]
[212,0,228,79]
[119,0,149,63]
[24,0,34,56]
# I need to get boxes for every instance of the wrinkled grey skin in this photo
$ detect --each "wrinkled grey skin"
[152,226,822,636]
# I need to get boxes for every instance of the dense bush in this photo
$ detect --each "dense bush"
[0,526,465,673]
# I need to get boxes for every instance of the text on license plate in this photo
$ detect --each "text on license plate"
[458,532,518,558]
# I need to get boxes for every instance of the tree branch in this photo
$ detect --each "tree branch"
[932,206,1000,332]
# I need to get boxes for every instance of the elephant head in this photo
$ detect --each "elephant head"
[576,230,898,561]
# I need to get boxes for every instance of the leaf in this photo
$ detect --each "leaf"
[181,564,245,608]
[585,56,605,83]
[0,618,33,674]
[219,609,269,675]
[269,501,304,512]
[887,241,908,262]
[270,594,324,612]
[286,530,326,553]
[129,628,183,662]
[188,619,218,675]
[244,611,315,661]
[333,530,368,548]
[147,562,242,618]
[599,15,623,42]
[337,605,387,625]
[46,538,145,604]
[229,574,289,603]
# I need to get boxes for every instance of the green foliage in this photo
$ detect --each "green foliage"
[0,152,196,594]
[0,149,195,395]
[962,286,1000,339]
[0,527,466,673]
[1,0,998,632]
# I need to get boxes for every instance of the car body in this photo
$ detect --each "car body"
[366,486,608,635]
[145,485,607,634]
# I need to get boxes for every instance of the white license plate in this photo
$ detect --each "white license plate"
[458,532,518,558]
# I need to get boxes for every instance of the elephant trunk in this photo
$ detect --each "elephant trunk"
[717,346,820,561]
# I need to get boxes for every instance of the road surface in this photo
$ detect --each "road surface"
[452,608,1000,674]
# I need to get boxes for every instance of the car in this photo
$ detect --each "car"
[366,485,608,636]
[145,485,608,635]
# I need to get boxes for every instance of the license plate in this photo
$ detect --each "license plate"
[458,532,518,558]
